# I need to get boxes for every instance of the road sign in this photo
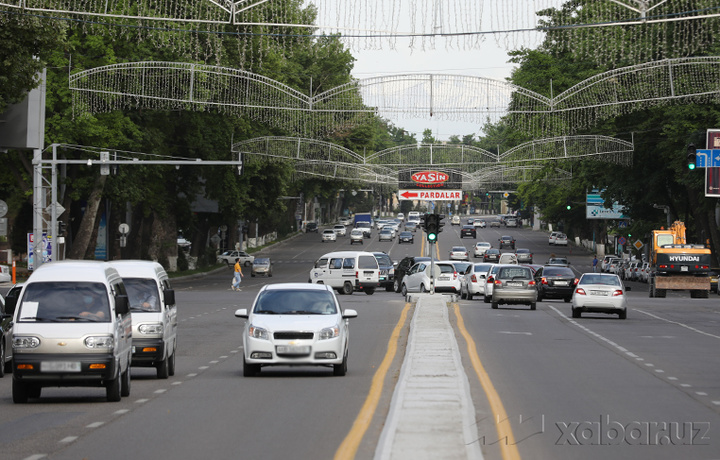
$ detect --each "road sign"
[397,189,461,201]
[618,236,627,246]
[696,149,720,167]
[633,240,643,250]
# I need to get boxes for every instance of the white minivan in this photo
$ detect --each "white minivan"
[11,261,133,403]
[110,260,178,379]
[309,251,380,295]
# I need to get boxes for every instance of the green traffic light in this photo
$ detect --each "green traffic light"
[428,233,437,241]
[566,205,571,210]
[688,162,696,170]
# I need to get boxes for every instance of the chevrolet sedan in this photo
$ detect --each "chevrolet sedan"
[322,229,337,242]
[398,231,414,244]
[572,273,629,319]
[449,246,469,261]
[491,265,537,310]
[235,283,358,376]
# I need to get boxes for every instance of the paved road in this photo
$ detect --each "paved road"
[1,219,719,460]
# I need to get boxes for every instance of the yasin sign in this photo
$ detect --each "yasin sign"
[399,169,462,190]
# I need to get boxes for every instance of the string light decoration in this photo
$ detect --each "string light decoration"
[3,1,720,68]
[71,57,720,136]
[232,135,633,189]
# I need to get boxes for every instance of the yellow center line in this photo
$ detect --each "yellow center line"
[452,302,522,460]
[334,301,412,459]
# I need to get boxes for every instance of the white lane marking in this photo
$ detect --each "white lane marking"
[172,381,183,385]
[209,360,219,364]
[154,389,167,394]
[23,455,48,460]
[667,377,678,381]
[696,392,708,396]
[187,373,198,377]
[198,366,209,370]
[135,398,150,404]
[498,331,532,335]
[86,422,104,428]
[713,401,720,406]
[59,437,77,443]
[635,309,720,340]
[114,409,130,415]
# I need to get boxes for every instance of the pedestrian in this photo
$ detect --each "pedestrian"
[592,255,598,272]
[232,258,243,291]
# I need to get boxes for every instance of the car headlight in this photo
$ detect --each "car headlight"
[248,325,269,340]
[319,325,340,340]
[84,335,115,349]
[138,323,164,334]
[13,336,40,349]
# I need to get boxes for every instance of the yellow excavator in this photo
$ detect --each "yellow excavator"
[648,221,711,298]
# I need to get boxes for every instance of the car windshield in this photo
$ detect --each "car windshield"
[17,281,111,322]
[374,254,393,266]
[453,262,472,273]
[474,264,492,272]
[579,275,621,286]
[438,264,455,274]
[452,247,465,251]
[253,290,338,315]
[543,267,574,277]
[476,243,490,247]
[124,278,161,312]
[254,258,270,266]
[498,267,531,280]
[358,255,379,269]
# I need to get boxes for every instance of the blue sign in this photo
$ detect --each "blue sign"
[696,149,720,167]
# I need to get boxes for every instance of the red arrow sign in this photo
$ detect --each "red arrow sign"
[400,190,419,199]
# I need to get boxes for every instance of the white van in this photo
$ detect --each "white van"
[11,261,133,403]
[309,251,380,295]
[110,260,177,379]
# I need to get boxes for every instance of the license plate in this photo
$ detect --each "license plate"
[438,276,450,281]
[364,271,374,276]
[276,345,310,355]
[41,361,81,372]
[590,290,608,296]
[681,266,688,272]
[555,281,569,286]
[506,281,523,287]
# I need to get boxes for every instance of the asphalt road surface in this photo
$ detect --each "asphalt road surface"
[1,218,720,460]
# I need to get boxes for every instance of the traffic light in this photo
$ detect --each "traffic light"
[566,200,571,211]
[426,214,439,242]
[437,214,445,233]
[687,143,697,170]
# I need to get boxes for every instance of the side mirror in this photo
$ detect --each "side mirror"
[342,309,358,319]
[235,308,249,319]
[115,294,129,315]
[163,288,176,306]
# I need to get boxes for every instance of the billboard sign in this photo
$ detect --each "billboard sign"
[586,189,628,219]
[398,169,462,190]
[706,130,720,197]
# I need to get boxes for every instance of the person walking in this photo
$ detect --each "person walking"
[232,258,244,291]
[592,255,598,272]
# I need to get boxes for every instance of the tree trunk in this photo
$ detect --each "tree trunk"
[67,175,107,259]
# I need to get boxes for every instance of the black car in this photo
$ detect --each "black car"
[0,284,21,376]
[373,252,396,292]
[394,256,432,292]
[305,222,318,233]
[498,235,516,249]
[398,231,414,244]
[460,225,476,238]
[483,248,501,263]
[536,266,578,302]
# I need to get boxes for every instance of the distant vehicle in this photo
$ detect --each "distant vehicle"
[514,248,533,264]
[378,228,395,241]
[177,236,192,251]
[505,218,518,228]
[349,228,365,244]
[473,242,492,258]
[217,250,254,267]
[548,231,560,245]
[398,231,414,244]
[491,265,537,310]
[474,219,487,228]
[536,266,577,302]
[0,265,10,284]
[405,221,419,232]
[393,256,431,292]
[397,213,405,221]
[354,212,373,228]
[355,221,372,238]
[333,224,347,237]
[572,273,629,319]
[449,246,469,261]
[373,252,396,292]
[460,263,493,301]
[460,225,476,238]
[251,258,273,277]
[451,215,461,225]
[498,235,516,249]
[546,257,570,267]
[600,255,616,272]
[400,261,461,295]
[489,220,501,228]
[234,283,358,376]
[322,229,337,242]
[554,233,568,246]
[498,253,518,265]
[407,211,421,221]
[305,222,319,233]
[339,217,352,226]
[483,248,501,263]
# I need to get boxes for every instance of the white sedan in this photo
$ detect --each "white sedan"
[332,224,347,237]
[461,263,493,300]
[449,246,469,261]
[473,242,492,258]
[401,261,461,295]
[322,229,337,242]
[571,273,629,319]
[235,283,358,376]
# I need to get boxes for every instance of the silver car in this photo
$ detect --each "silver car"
[491,265,538,310]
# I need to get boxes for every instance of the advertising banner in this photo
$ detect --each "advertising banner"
[586,189,628,219]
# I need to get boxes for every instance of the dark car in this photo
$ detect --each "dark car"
[483,248,501,263]
[373,252,396,292]
[460,225,476,238]
[515,248,533,264]
[498,235,516,249]
[398,231,414,244]
[536,266,578,302]
[0,284,21,376]
[305,222,319,233]
[394,256,431,292]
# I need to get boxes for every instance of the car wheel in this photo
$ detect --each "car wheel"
[333,351,348,376]
[394,278,401,293]
[342,282,354,295]
[243,356,261,377]
[484,295,490,303]
[12,379,29,403]
[618,310,627,319]
[572,308,581,318]
[168,347,176,376]
[564,297,572,303]
[421,284,429,293]
[156,353,169,379]
[467,292,474,300]
[401,284,408,296]
[530,302,536,310]
[0,340,5,378]
[106,370,122,402]
[365,288,375,295]
[268,272,272,277]
[28,385,41,399]
[121,366,131,397]
[461,290,467,300]
[491,301,498,309]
